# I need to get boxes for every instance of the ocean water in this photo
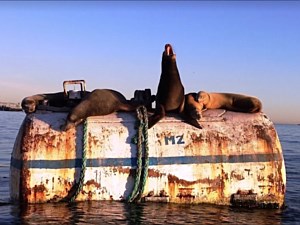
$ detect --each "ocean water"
[0,111,299,225]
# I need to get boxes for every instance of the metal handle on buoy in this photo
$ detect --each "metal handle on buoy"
[63,80,86,100]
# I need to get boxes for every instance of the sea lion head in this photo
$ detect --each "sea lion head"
[197,91,210,106]
[163,44,176,61]
[21,97,37,113]
[185,93,204,120]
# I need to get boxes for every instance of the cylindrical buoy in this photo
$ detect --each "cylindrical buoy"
[10,109,286,207]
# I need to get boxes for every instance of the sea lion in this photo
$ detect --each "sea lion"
[21,92,86,113]
[185,91,262,121]
[61,89,137,131]
[148,44,185,129]
[198,91,262,113]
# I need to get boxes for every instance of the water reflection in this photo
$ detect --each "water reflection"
[17,203,74,225]
[6,201,285,225]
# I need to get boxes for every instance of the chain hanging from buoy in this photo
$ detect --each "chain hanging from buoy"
[127,106,149,203]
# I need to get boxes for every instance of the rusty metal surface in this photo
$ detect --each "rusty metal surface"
[10,109,286,207]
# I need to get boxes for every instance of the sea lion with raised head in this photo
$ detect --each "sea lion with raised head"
[61,89,137,131]
[148,44,185,128]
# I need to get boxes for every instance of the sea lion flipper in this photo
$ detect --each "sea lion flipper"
[180,111,202,129]
[148,104,165,129]
[185,119,202,129]
[118,102,137,112]
[60,122,74,131]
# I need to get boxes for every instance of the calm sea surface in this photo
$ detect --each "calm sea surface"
[0,111,299,225]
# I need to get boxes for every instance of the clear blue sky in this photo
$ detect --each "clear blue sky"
[0,1,299,124]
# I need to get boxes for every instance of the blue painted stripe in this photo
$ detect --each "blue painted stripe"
[10,153,283,170]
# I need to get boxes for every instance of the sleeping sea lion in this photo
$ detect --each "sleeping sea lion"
[61,89,137,131]
[148,44,185,129]
[21,92,87,113]
[184,91,262,121]
[197,91,262,113]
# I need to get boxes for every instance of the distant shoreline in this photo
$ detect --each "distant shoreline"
[0,102,22,112]
[0,106,22,112]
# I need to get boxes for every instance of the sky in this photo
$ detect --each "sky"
[0,1,299,124]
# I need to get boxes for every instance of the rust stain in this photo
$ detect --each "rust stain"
[110,167,135,177]
[190,131,230,143]
[236,189,254,195]
[185,131,230,156]
[21,118,34,153]
[167,169,228,201]
[20,168,31,203]
[253,125,273,149]
[177,187,195,198]
[21,115,77,159]
[148,169,166,178]
[85,179,101,189]
[168,174,196,186]
[146,189,169,198]
[257,174,265,182]
[276,160,285,195]
[112,167,131,174]
[65,129,75,152]
[219,169,226,198]
[118,127,125,136]
[32,184,48,202]
[160,189,168,197]
[168,174,223,189]
[231,171,245,181]
[33,184,47,192]
[89,132,99,148]
[267,173,275,184]
[87,191,93,200]
[147,191,154,197]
